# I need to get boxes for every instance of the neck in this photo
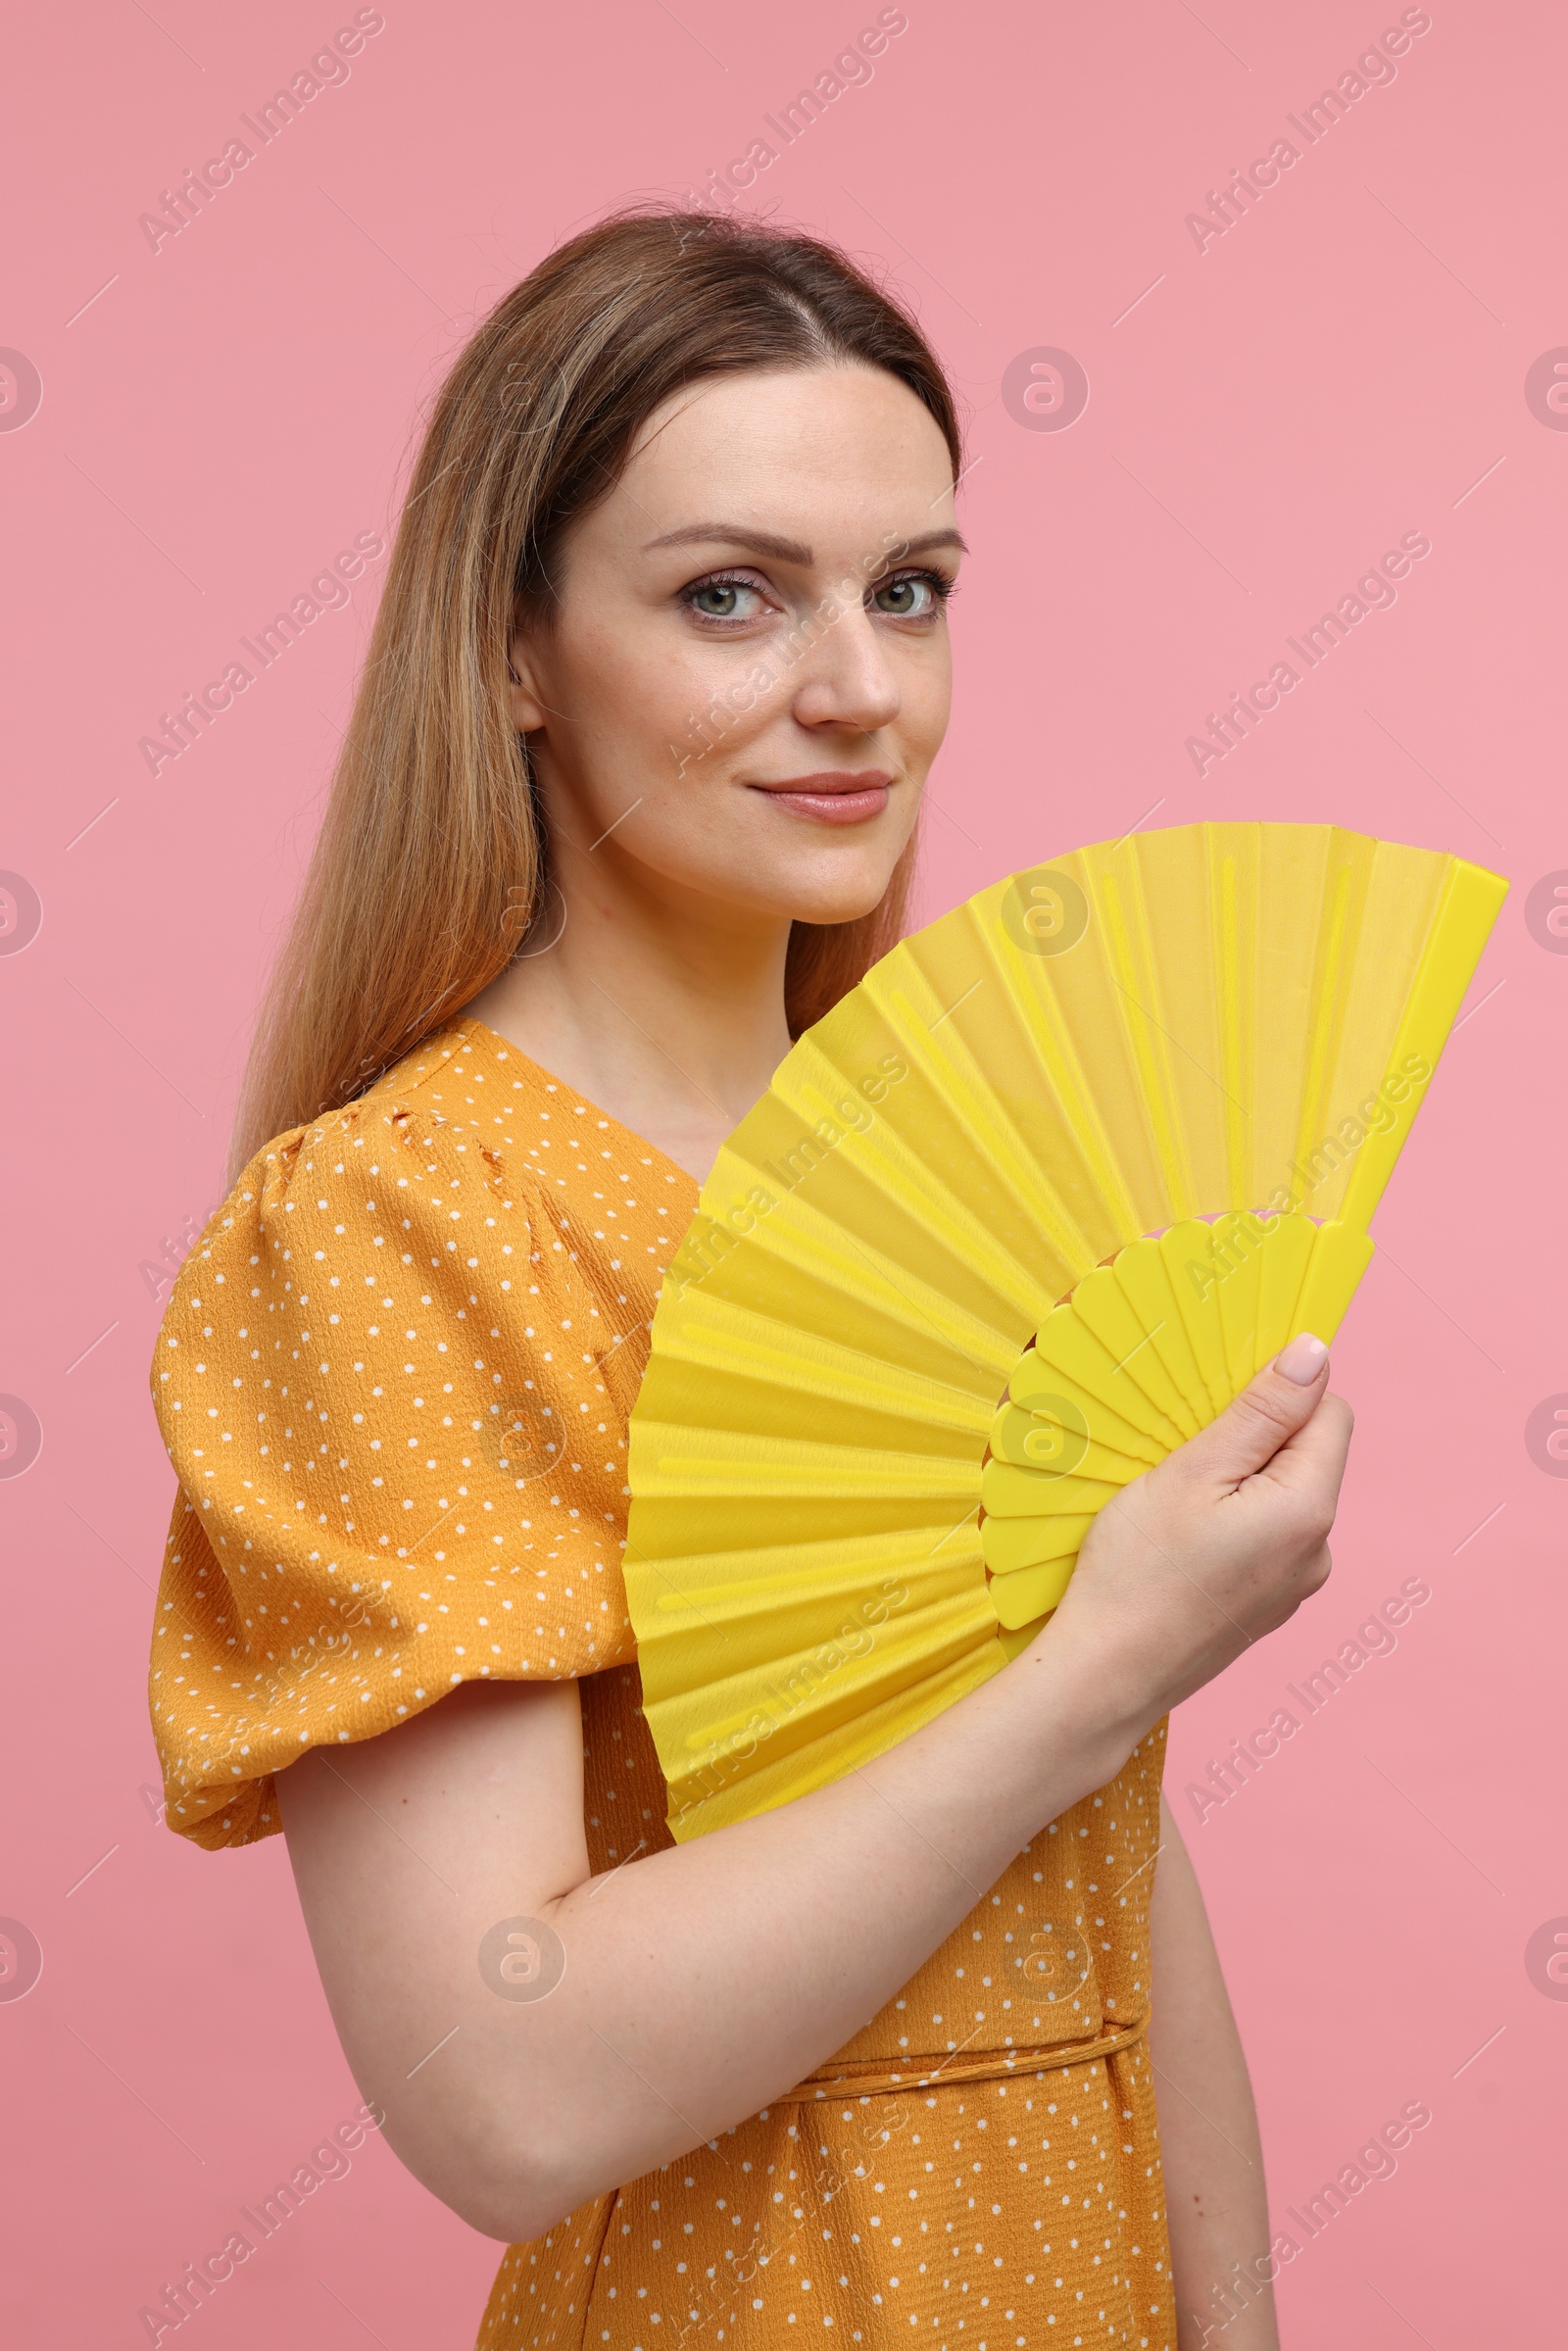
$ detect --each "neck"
[465,832,794,1185]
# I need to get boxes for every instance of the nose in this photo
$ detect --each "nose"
[786,593,902,737]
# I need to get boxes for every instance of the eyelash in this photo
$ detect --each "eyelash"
[678,566,956,626]
[883,566,957,608]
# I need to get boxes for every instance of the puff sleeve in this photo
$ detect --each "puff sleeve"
[147,1052,651,1849]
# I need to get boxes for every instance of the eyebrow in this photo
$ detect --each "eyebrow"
[641,522,968,564]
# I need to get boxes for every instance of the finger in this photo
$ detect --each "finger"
[1251,1391,1354,1504]
[1175,1334,1332,1490]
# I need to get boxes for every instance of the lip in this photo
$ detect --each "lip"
[747,768,892,825]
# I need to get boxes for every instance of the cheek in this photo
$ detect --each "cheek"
[901,640,954,755]
[567,612,780,762]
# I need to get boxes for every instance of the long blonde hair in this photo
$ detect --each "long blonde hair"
[229,207,962,1179]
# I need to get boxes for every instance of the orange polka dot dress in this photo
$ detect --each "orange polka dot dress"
[147,1017,1177,2349]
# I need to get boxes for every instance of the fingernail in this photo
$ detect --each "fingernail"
[1275,1333,1329,1385]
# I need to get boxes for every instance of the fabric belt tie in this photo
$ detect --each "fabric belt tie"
[769,2015,1150,2105]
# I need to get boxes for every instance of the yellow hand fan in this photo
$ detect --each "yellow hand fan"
[624,822,1505,1840]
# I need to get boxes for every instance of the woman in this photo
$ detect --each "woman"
[148,210,1350,2350]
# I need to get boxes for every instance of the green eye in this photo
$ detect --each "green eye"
[683,575,771,623]
[874,574,944,616]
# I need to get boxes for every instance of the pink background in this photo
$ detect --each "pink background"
[3,1,1564,2342]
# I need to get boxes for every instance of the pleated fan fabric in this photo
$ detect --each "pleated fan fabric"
[625,825,1504,1841]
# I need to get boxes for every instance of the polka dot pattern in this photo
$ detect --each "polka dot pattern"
[479,2036,1172,2351]
[146,1018,687,1847]
[145,1018,1175,2345]
[479,1717,1175,2351]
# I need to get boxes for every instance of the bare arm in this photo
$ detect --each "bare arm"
[1151,1794,1279,2348]
[277,1340,1349,2245]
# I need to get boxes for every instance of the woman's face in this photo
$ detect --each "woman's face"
[508,364,961,933]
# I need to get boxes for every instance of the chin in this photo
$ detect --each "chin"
[639,810,914,931]
[766,869,901,930]
[755,836,913,930]
[786,885,893,928]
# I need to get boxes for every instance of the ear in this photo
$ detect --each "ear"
[506,616,551,735]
